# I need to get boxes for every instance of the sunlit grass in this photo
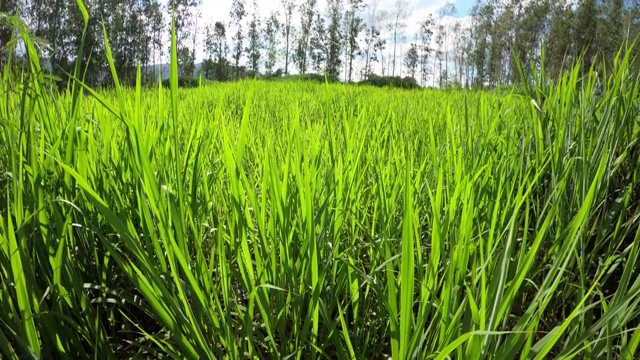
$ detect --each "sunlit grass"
[1,12,640,359]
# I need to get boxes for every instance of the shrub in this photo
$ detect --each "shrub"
[161,76,200,88]
[358,75,420,89]
[268,73,339,83]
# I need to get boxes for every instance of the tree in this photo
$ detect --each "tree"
[264,11,281,76]
[294,0,317,74]
[177,47,195,77]
[146,0,165,81]
[488,0,514,86]
[600,0,624,65]
[246,0,261,74]
[362,5,386,79]
[27,0,67,76]
[362,1,381,78]
[404,42,418,79]
[326,0,343,79]
[511,0,550,83]
[452,22,473,87]
[470,0,494,88]
[310,11,327,72]
[390,0,409,76]
[546,2,573,79]
[574,0,598,71]
[418,15,435,86]
[69,1,104,86]
[460,25,475,87]
[202,22,215,79]
[213,22,229,80]
[168,0,201,78]
[204,20,228,80]
[438,2,456,86]
[624,0,640,64]
[344,0,366,81]
[281,0,295,75]
[377,10,390,75]
[229,0,246,80]
[434,23,445,87]
[14,0,638,89]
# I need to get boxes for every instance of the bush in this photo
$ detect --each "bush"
[161,76,200,88]
[262,68,284,79]
[268,73,339,83]
[358,75,420,89]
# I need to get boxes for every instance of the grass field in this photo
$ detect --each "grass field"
[1,23,640,359]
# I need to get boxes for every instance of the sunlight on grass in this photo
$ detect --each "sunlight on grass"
[1,10,640,360]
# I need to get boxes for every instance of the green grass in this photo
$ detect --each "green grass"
[1,16,640,359]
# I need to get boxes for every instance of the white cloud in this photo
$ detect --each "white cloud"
[198,0,460,26]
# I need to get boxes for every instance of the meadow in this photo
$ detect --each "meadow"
[1,27,640,359]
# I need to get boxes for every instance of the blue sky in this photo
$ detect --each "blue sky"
[453,0,474,16]
[415,0,474,16]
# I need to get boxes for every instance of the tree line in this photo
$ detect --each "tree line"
[1,0,639,88]
[466,0,640,88]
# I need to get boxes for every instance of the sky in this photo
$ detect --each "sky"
[199,0,474,24]
[199,0,474,37]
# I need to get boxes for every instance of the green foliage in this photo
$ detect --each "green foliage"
[404,43,419,79]
[343,0,366,82]
[264,11,281,76]
[1,13,640,360]
[281,0,295,75]
[245,0,261,73]
[294,0,317,74]
[325,0,342,79]
[0,0,19,66]
[359,74,420,89]
[7,0,640,90]
[229,0,246,81]
[269,72,338,83]
[161,76,199,88]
